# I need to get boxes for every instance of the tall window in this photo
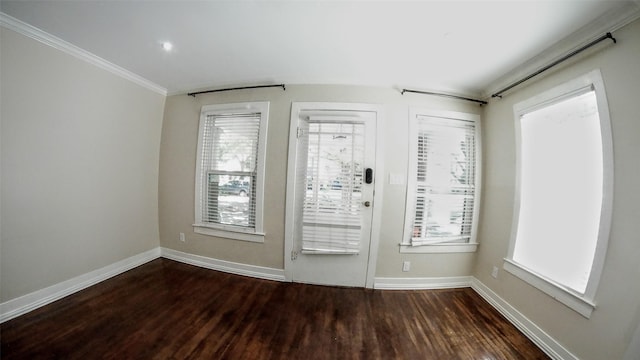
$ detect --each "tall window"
[402,109,481,253]
[505,70,613,318]
[194,102,269,242]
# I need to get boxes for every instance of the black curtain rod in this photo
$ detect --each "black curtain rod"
[492,32,616,98]
[188,84,286,97]
[401,89,487,105]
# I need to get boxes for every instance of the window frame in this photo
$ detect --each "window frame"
[504,69,613,318]
[401,108,482,254]
[193,101,269,243]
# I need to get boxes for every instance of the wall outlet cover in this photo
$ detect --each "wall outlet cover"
[403,261,411,272]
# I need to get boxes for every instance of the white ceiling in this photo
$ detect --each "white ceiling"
[1,1,638,97]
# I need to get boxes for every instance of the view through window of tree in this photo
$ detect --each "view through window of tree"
[402,110,480,252]
[194,102,268,240]
[203,114,260,228]
[301,122,365,253]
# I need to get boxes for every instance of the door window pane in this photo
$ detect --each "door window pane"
[302,122,365,254]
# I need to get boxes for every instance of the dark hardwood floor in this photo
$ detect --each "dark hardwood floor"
[1,258,549,359]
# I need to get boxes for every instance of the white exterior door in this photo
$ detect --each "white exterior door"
[285,103,379,287]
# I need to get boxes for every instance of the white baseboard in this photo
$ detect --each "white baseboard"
[160,247,286,282]
[374,276,472,290]
[470,278,578,360]
[0,247,161,323]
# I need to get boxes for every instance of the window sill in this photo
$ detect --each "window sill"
[399,243,478,253]
[502,259,595,318]
[193,224,265,243]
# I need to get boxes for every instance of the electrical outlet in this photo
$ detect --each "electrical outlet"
[402,261,411,272]
[491,266,499,279]
[179,232,185,242]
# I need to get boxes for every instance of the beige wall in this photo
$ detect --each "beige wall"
[159,85,481,277]
[474,18,640,360]
[0,28,166,302]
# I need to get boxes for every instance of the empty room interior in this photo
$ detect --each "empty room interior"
[1,1,640,359]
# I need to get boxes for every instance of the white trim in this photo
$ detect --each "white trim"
[401,108,482,253]
[0,12,167,96]
[471,278,579,360]
[503,259,595,318]
[507,69,612,318]
[283,103,300,283]
[374,276,472,290]
[0,248,161,323]
[193,224,265,243]
[160,247,286,282]
[399,242,478,253]
[194,101,269,240]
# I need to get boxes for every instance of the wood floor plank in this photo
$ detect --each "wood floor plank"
[1,258,549,359]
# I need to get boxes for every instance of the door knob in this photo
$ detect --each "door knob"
[363,201,371,207]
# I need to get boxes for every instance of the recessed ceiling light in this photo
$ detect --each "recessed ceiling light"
[161,42,173,51]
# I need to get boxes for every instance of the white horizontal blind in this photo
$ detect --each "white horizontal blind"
[301,122,365,254]
[200,113,261,229]
[411,116,476,246]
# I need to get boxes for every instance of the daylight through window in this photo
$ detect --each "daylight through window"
[402,110,480,253]
[505,70,613,317]
[515,90,602,294]
[194,102,269,242]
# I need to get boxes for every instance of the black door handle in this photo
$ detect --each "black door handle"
[365,168,373,184]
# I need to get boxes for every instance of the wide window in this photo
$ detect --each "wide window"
[193,102,269,242]
[402,109,481,253]
[505,70,613,318]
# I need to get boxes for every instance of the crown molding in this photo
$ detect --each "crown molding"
[483,2,640,99]
[0,12,167,96]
